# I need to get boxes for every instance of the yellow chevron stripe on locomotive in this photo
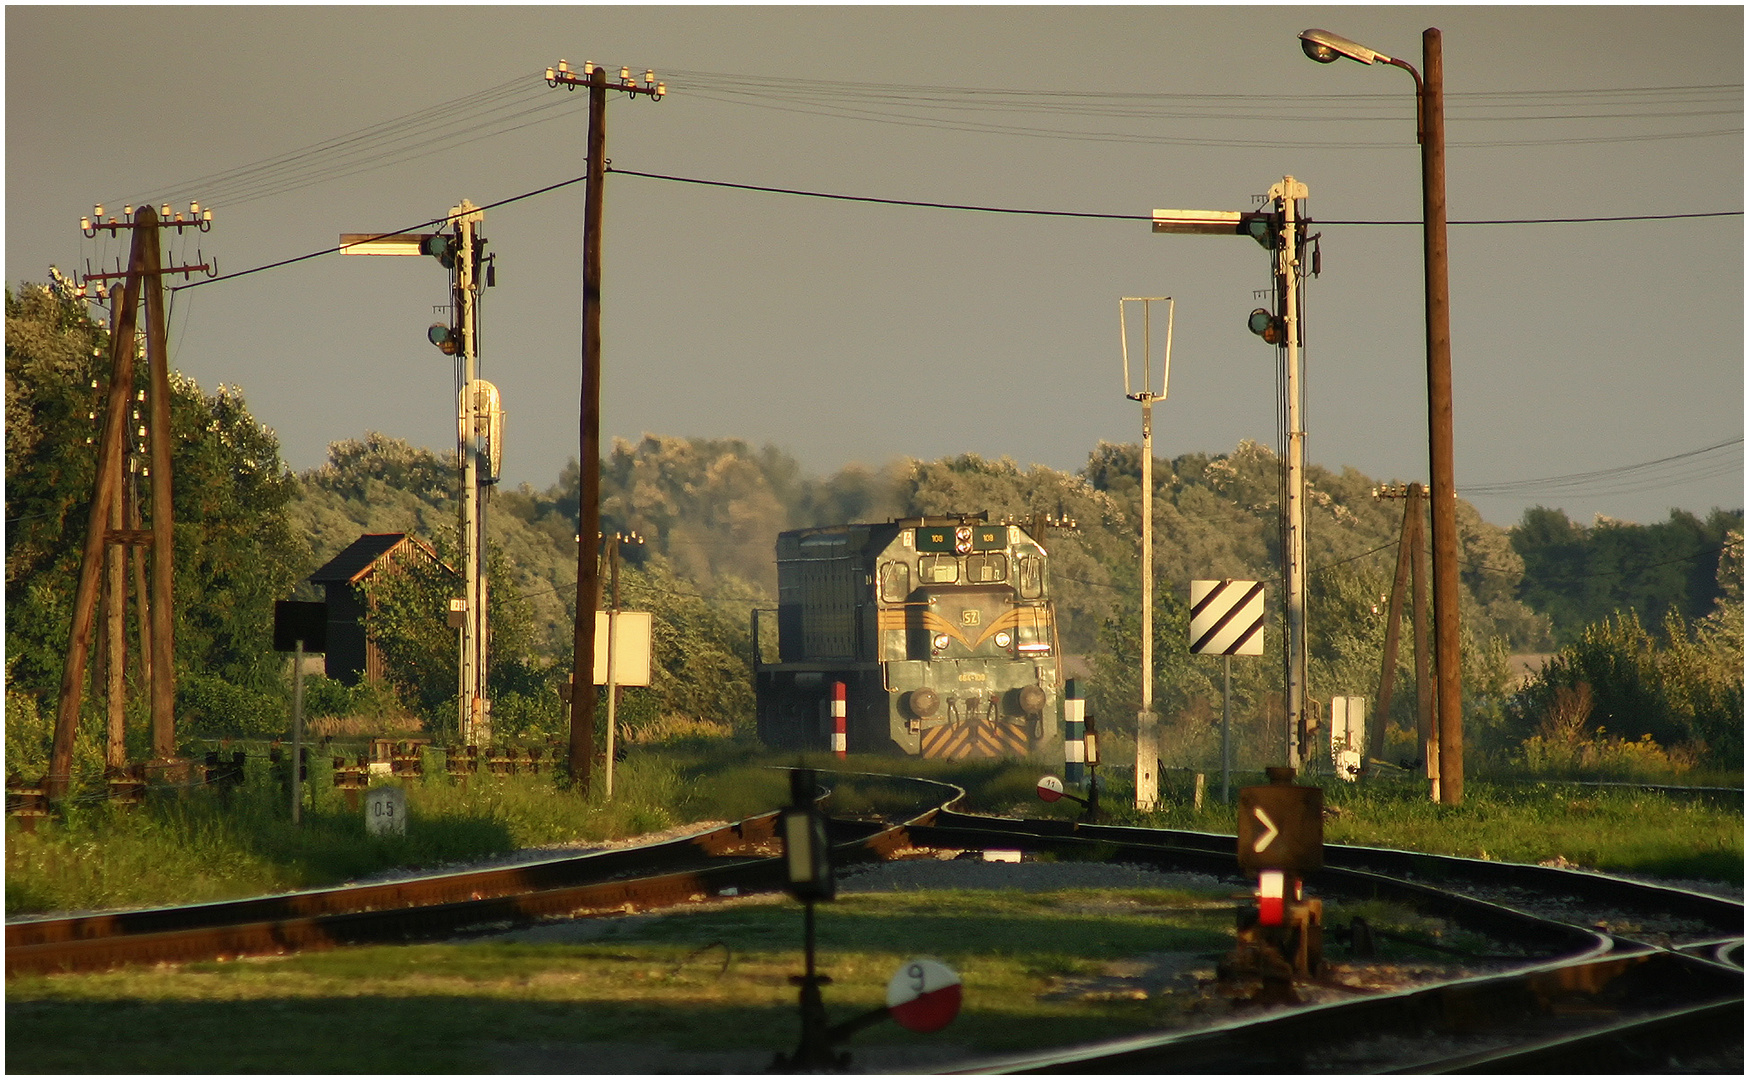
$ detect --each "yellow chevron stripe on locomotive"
[919,718,1032,760]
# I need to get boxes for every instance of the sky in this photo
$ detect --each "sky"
[7,5,1743,528]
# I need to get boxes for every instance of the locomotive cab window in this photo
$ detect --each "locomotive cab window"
[879,560,911,603]
[1018,553,1044,599]
[1015,607,1051,654]
[919,555,959,585]
[965,553,1007,584]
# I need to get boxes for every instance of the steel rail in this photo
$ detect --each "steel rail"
[1405,997,1744,1074]
[899,821,1613,958]
[947,948,1742,1074]
[7,813,786,951]
[7,772,964,977]
[931,809,1745,937]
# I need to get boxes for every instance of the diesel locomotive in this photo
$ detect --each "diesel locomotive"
[754,514,1060,759]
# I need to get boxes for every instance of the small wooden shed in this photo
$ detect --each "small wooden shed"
[308,533,451,686]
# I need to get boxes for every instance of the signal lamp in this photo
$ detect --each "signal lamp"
[1248,308,1286,346]
[428,323,459,355]
[1242,211,1281,249]
[932,633,950,652]
[994,631,1012,648]
[421,232,458,268]
[781,768,834,902]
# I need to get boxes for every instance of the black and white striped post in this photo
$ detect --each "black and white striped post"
[1063,679,1086,785]
[1191,580,1266,802]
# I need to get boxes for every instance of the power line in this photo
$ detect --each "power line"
[115,71,1740,211]
[1461,438,1743,498]
[168,173,589,293]
[167,165,1746,297]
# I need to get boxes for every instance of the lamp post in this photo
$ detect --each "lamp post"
[1299,27,1462,803]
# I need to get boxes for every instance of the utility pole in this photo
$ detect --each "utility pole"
[1367,483,1435,794]
[48,203,212,797]
[1298,25,1461,802]
[545,59,665,789]
[1119,297,1173,811]
[340,207,499,745]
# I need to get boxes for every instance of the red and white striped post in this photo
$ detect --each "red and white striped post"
[830,680,847,758]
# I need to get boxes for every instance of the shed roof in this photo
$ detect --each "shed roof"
[308,532,445,585]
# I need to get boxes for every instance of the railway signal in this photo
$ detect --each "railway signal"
[341,203,495,743]
[272,601,327,824]
[1153,178,1313,770]
[1247,306,1286,346]
[1226,767,1324,991]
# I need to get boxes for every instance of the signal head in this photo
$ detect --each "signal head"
[428,323,459,355]
[1247,308,1286,346]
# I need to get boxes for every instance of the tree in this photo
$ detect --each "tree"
[5,280,304,745]
[361,529,562,741]
[1512,505,1744,645]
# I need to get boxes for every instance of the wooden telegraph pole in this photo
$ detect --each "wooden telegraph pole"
[544,60,665,790]
[48,203,212,797]
[1366,483,1435,794]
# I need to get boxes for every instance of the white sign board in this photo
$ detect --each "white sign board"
[593,610,653,686]
[1330,695,1365,781]
[1189,580,1265,656]
[365,785,407,836]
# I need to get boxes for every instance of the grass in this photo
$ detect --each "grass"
[4,886,1242,1072]
[5,745,786,917]
[1089,768,1743,883]
[8,738,1741,918]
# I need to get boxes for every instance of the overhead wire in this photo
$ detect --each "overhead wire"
[1460,438,1742,499]
[118,71,1741,211]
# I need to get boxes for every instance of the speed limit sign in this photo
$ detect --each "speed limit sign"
[886,958,962,1033]
[1036,775,1065,802]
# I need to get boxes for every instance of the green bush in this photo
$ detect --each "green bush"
[177,672,287,739]
[1502,607,1742,767]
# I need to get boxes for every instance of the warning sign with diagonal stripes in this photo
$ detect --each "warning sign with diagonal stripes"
[1190,579,1266,656]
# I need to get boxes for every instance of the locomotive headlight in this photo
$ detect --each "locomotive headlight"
[932,633,950,652]
[994,631,1012,648]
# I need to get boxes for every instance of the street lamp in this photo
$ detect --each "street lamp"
[1299,27,1463,804]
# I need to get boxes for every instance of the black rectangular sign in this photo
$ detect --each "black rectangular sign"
[1237,783,1324,872]
[273,600,327,652]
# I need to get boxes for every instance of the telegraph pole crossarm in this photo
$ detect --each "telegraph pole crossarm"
[543,58,667,791]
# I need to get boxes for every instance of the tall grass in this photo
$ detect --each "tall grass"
[6,746,739,917]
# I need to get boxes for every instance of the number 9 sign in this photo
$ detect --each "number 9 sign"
[885,958,962,1033]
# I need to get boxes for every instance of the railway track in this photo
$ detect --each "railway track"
[900,812,1742,1073]
[5,771,964,977]
[8,769,1742,1072]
